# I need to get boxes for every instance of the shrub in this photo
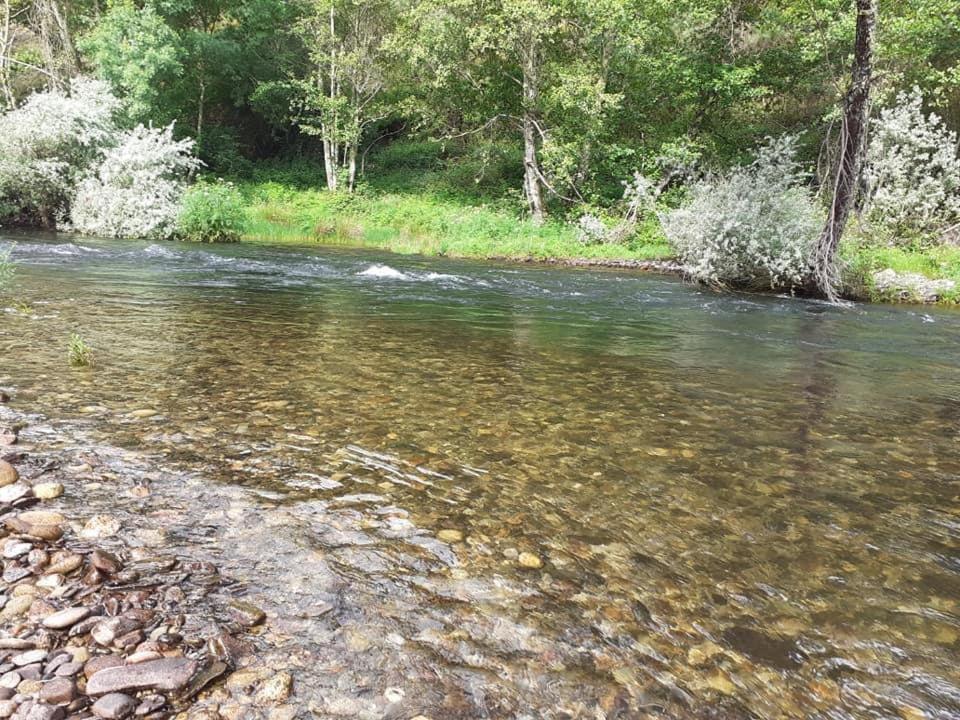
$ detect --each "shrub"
[177,179,247,242]
[864,89,960,240]
[660,135,822,289]
[70,124,201,240]
[68,333,93,367]
[0,78,119,224]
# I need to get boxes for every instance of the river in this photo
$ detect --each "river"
[1,232,959,719]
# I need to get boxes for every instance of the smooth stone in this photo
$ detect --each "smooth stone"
[0,700,13,718]
[436,529,463,543]
[45,553,82,576]
[12,650,46,667]
[0,639,33,650]
[86,657,197,695]
[0,461,17,487]
[84,656,124,680]
[42,607,91,630]
[53,663,83,678]
[254,672,292,704]
[19,702,65,720]
[0,596,31,620]
[3,541,33,560]
[80,516,121,540]
[0,484,30,504]
[132,695,164,716]
[39,678,76,705]
[91,618,140,647]
[518,552,543,569]
[31,483,63,501]
[91,693,136,719]
[226,601,265,627]
[90,551,121,575]
[17,678,41,694]
[0,672,19,689]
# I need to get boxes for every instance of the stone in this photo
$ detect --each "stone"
[0,596,32,619]
[90,550,122,575]
[0,461,18,487]
[42,607,91,630]
[133,695,164,716]
[3,541,32,559]
[0,700,14,719]
[80,516,121,539]
[5,512,64,541]
[226,601,265,627]
[0,672,19,689]
[91,693,137,719]
[518,552,543,569]
[31,483,63,501]
[19,702,65,720]
[12,650,47,666]
[45,552,82,576]
[84,655,124,680]
[86,657,198,695]
[91,618,141,647]
[0,484,31,504]
[39,678,76,705]
[54,662,83,678]
[437,529,463,542]
[254,672,292,704]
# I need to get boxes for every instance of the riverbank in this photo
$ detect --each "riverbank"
[236,176,960,304]
[0,398,291,720]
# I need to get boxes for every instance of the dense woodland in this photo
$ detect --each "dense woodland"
[1,0,959,297]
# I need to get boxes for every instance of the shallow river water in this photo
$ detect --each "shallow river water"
[1,232,959,719]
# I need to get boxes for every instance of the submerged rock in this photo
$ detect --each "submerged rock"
[86,657,198,695]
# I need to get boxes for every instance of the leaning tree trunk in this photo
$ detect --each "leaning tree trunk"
[811,0,877,301]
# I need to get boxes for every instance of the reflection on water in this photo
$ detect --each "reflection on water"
[2,232,959,719]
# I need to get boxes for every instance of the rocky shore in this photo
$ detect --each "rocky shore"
[0,399,290,720]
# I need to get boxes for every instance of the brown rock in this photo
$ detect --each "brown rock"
[0,460,18,487]
[42,607,91,630]
[86,657,198,695]
[90,550,122,575]
[39,678,76,705]
[84,655,125,680]
[91,693,137,719]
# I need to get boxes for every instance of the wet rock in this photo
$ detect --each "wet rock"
[721,626,805,669]
[84,656,125,680]
[42,607,91,630]
[254,672,292,704]
[38,678,76,705]
[45,552,82,576]
[518,552,543,569]
[31,484,63,501]
[133,695,164,716]
[90,551,121,575]
[0,461,18,487]
[0,484,31,504]
[86,657,198,695]
[226,601,265,627]
[80,516,121,540]
[91,693,136,719]
[437,529,463,543]
[2,542,32,559]
[5,512,65,542]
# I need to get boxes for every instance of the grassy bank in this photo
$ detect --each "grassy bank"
[235,149,672,263]
[232,153,960,304]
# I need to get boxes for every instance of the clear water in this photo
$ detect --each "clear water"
[2,232,959,719]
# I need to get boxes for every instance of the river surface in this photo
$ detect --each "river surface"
[1,232,959,720]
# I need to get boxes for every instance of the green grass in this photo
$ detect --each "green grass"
[233,153,672,263]
[841,237,960,303]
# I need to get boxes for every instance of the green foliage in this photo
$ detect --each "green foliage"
[80,2,185,124]
[178,179,248,242]
[68,333,93,367]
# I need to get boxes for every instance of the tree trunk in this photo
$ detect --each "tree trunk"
[0,0,14,109]
[347,142,357,192]
[521,48,545,224]
[322,134,337,191]
[811,0,877,301]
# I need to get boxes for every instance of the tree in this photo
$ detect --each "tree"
[811,0,877,301]
[292,0,396,192]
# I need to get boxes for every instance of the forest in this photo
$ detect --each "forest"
[1,0,959,300]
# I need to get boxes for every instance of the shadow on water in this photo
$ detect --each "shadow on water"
[2,232,960,719]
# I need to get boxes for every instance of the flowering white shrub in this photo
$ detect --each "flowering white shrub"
[70,124,201,239]
[864,89,960,238]
[0,78,119,223]
[576,213,608,244]
[661,135,822,288]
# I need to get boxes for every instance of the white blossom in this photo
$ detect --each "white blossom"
[660,135,822,289]
[863,88,960,237]
[70,124,201,239]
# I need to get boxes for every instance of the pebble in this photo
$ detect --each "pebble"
[518,552,543,569]
[12,651,47,667]
[90,550,122,574]
[0,483,30,504]
[437,529,463,543]
[3,542,32,559]
[91,692,137,719]
[226,601,265,627]
[38,678,76,705]
[42,607,91,630]
[31,483,63,500]
[80,515,121,539]
[0,460,18,487]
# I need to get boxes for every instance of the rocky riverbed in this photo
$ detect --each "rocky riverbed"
[0,397,291,720]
